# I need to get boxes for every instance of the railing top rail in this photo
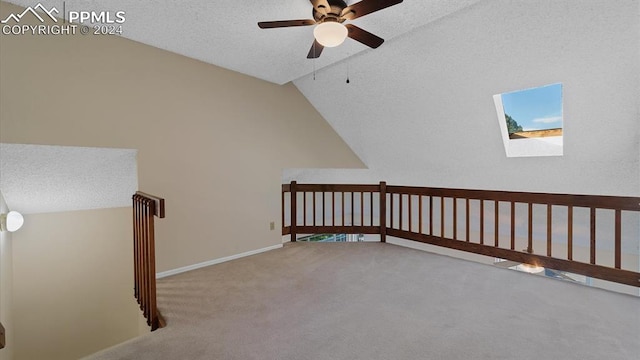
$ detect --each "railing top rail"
[134,191,166,218]
[295,184,380,192]
[385,185,640,211]
[285,183,382,193]
[282,183,639,211]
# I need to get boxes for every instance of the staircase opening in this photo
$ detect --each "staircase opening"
[298,233,364,242]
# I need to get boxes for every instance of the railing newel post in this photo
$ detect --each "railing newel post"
[380,181,387,243]
[290,181,297,242]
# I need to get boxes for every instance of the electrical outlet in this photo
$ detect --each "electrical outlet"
[269,221,275,231]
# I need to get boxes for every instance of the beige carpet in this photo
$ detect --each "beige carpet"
[85,242,640,360]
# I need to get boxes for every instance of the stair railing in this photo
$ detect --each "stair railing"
[132,191,165,330]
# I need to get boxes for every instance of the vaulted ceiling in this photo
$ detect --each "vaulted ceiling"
[2,0,481,84]
[3,0,639,197]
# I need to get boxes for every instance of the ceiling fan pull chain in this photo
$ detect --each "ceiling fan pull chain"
[346,56,350,84]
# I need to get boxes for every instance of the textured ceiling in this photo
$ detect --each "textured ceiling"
[0,144,138,214]
[291,0,640,196]
[2,0,636,199]
[3,0,481,84]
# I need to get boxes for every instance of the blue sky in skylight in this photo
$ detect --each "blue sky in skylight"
[501,83,563,131]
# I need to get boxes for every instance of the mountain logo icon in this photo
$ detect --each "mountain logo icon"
[1,3,59,24]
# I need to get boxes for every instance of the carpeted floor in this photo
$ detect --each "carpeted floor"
[85,242,640,360]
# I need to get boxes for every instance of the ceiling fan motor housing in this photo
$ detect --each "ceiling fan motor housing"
[258,0,404,59]
[313,0,348,23]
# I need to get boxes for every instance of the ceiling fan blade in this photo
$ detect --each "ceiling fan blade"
[345,24,384,48]
[310,0,331,14]
[341,0,403,20]
[258,19,315,29]
[307,39,325,59]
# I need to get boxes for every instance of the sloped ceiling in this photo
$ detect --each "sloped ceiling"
[291,0,639,195]
[2,0,638,197]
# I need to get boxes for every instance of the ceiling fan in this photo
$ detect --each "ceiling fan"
[258,0,403,59]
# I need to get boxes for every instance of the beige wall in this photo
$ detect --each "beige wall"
[0,1,363,271]
[0,1,363,358]
[11,208,143,360]
[0,191,14,360]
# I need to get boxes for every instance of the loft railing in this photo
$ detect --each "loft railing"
[282,181,640,288]
[282,182,386,240]
[132,191,165,331]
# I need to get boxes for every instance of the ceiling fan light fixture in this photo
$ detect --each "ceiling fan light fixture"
[313,21,348,47]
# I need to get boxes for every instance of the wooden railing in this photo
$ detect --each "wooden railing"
[0,321,5,349]
[282,182,386,240]
[133,191,165,331]
[282,181,640,288]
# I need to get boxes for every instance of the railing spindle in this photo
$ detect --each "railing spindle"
[494,201,499,247]
[465,198,469,242]
[419,196,423,234]
[332,192,336,226]
[567,205,573,260]
[379,182,387,242]
[547,204,552,257]
[370,192,374,226]
[361,192,364,226]
[322,192,326,226]
[440,197,445,238]
[350,192,354,226]
[281,190,285,229]
[614,209,621,269]
[139,198,143,306]
[142,199,149,322]
[527,203,533,253]
[453,198,457,240]
[137,199,144,310]
[147,198,157,328]
[589,207,596,264]
[409,195,413,232]
[429,196,433,235]
[390,193,394,229]
[399,193,404,231]
[510,201,515,250]
[133,198,138,301]
[303,192,307,226]
[480,200,484,245]
[290,182,297,241]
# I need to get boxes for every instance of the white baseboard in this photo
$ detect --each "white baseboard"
[156,243,283,279]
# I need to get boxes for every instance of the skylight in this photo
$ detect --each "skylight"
[494,83,563,157]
